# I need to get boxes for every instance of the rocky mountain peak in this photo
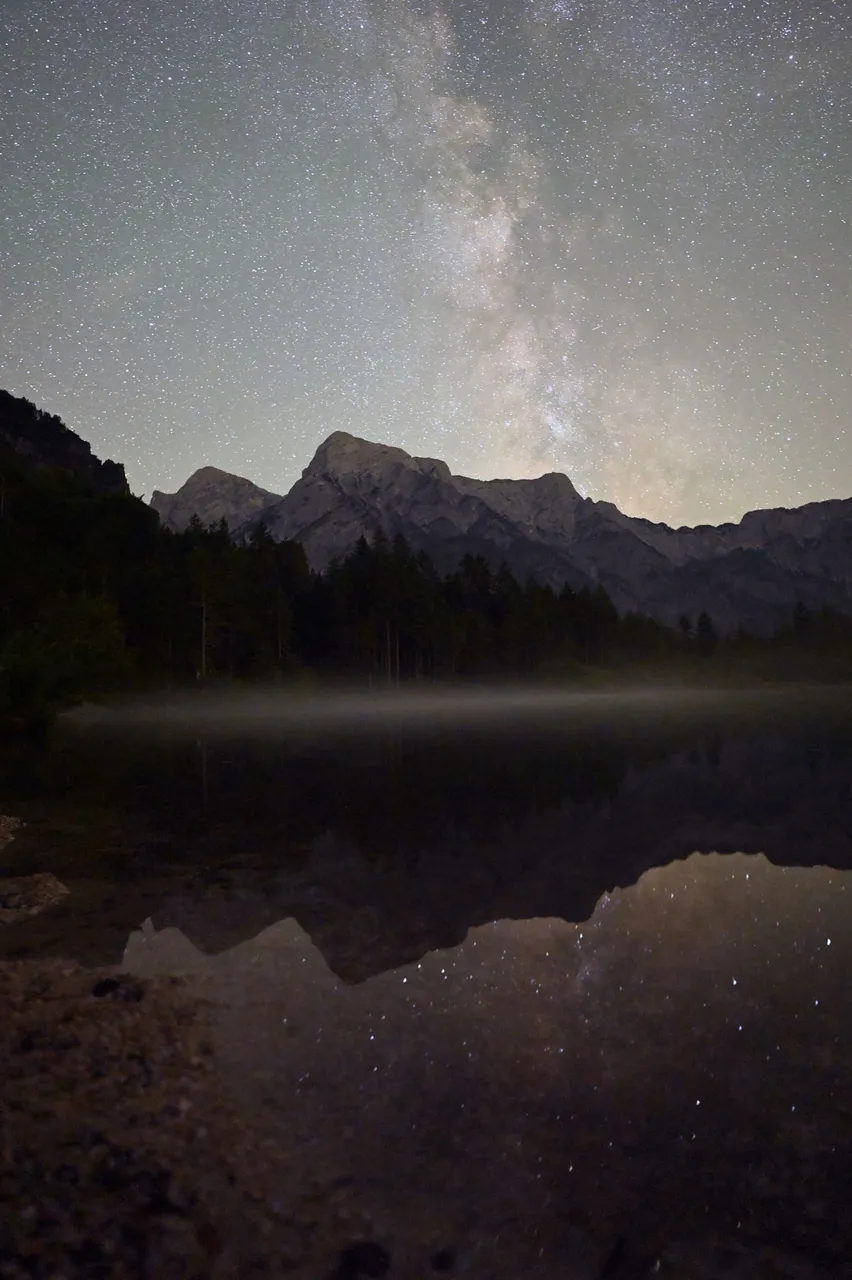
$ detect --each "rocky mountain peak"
[180,465,243,485]
[150,466,281,532]
[304,431,452,486]
[533,471,581,499]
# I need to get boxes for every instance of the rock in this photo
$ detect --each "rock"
[0,813,24,853]
[328,1240,392,1279]
[90,976,144,1001]
[0,872,70,923]
[430,1247,456,1271]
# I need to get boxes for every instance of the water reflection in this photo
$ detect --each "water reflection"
[4,693,852,971]
[124,853,852,1278]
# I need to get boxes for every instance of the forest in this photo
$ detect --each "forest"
[2,442,852,731]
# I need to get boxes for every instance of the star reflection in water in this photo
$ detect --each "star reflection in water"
[123,851,852,1278]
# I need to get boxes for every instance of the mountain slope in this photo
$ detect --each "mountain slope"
[151,432,852,632]
[0,390,128,495]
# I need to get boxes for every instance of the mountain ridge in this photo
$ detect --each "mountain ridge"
[149,431,852,634]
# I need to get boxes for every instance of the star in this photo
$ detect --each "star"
[0,0,849,527]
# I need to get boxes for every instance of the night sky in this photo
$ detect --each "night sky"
[2,0,850,526]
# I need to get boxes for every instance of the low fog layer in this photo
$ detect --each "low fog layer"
[61,684,848,738]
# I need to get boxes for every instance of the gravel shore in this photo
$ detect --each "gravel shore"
[0,958,303,1279]
[0,814,378,1280]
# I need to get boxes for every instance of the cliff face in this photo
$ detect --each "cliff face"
[151,430,852,633]
[0,390,129,495]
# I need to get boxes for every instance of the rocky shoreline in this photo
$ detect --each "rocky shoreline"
[0,958,307,1279]
[0,813,305,1279]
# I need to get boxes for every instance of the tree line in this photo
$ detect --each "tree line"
[2,446,852,729]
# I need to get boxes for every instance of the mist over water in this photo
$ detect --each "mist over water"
[62,681,851,737]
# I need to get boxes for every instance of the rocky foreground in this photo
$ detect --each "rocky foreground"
[0,814,377,1280]
[0,960,304,1279]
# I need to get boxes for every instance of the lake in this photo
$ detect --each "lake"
[2,685,852,1277]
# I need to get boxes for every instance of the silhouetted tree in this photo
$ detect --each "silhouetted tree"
[793,601,813,646]
[696,609,717,658]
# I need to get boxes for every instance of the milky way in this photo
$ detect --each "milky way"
[1,0,850,524]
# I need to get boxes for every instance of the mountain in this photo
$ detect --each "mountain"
[150,466,281,532]
[0,389,128,495]
[151,431,852,633]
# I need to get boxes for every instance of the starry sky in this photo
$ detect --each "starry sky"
[1,0,850,526]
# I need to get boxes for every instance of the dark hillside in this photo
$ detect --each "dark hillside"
[0,390,128,496]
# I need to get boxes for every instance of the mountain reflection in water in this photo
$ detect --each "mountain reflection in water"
[123,852,852,1279]
[5,687,852,974]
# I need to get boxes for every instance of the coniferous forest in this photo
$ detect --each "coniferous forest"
[3,438,852,732]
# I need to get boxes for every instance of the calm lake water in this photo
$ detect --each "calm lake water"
[3,685,852,1277]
